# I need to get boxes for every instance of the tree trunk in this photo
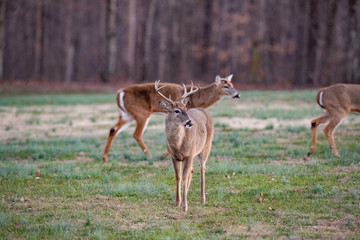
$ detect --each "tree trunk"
[34,0,44,80]
[128,0,136,79]
[158,24,167,81]
[0,0,5,80]
[143,0,157,81]
[102,0,118,83]
[64,0,74,83]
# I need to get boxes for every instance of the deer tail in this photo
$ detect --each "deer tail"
[317,89,325,109]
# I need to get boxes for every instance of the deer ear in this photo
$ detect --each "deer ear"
[159,100,171,111]
[215,75,221,85]
[226,74,233,82]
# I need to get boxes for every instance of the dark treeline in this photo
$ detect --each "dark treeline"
[1,0,359,86]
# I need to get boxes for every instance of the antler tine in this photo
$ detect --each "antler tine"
[154,80,175,104]
[182,81,199,99]
[154,80,167,91]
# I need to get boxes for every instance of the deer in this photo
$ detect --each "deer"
[102,74,239,162]
[307,83,360,158]
[155,80,214,211]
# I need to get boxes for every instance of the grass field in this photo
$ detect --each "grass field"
[1,90,359,239]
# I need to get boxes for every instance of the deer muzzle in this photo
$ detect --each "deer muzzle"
[233,93,240,99]
[184,120,193,128]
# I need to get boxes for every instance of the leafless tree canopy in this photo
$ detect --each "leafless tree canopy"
[1,0,360,86]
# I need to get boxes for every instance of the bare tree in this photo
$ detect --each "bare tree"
[102,0,118,83]
[0,0,5,80]
[127,0,136,79]
[34,0,44,80]
[64,0,74,83]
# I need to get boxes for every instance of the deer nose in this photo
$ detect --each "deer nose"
[185,120,193,128]
[233,93,240,99]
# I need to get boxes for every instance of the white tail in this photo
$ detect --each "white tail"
[102,74,238,162]
[156,81,214,211]
[307,84,360,157]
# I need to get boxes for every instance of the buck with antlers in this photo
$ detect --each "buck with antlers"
[307,84,360,157]
[156,80,214,211]
[102,74,239,162]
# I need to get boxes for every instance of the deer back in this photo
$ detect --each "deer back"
[120,83,184,114]
[319,84,360,113]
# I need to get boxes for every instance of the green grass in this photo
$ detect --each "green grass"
[1,90,359,239]
[0,94,114,106]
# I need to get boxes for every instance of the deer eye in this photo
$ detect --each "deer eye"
[174,109,180,114]
[223,85,229,89]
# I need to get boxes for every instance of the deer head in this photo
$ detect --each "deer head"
[155,80,199,128]
[215,74,240,98]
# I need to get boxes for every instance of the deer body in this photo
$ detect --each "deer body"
[166,108,213,211]
[307,84,360,157]
[102,75,238,162]
[157,82,214,211]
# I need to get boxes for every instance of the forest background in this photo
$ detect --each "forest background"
[0,0,359,89]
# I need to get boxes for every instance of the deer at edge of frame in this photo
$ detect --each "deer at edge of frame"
[307,83,360,158]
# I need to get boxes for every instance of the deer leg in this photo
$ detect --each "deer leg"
[161,151,169,160]
[172,158,182,207]
[187,167,194,190]
[102,117,129,162]
[182,157,193,211]
[307,113,330,157]
[133,116,151,156]
[197,153,207,204]
[324,116,345,157]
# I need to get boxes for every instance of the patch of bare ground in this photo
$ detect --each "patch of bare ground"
[218,117,313,130]
[235,101,313,110]
[225,222,273,238]
[301,217,360,238]
[218,114,360,130]
[0,104,165,141]
[269,157,322,165]
[332,162,360,174]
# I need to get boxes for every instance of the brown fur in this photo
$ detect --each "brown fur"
[102,75,238,162]
[308,84,360,157]
[164,106,214,211]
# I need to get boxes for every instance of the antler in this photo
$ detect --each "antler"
[182,81,199,103]
[155,80,175,104]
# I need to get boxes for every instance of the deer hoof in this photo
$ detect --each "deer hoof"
[102,156,108,163]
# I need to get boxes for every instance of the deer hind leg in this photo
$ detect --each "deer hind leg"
[172,158,182,207]
[198,149,210,204]
[324,115,346,157]
[307,112,330,157]
[161,151,169,160]
[132,115,151,156]
[103,116,130,162]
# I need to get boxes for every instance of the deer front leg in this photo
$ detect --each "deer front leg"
[103,117,129,162]
[307,113,330,157]
[324,116,345,157]
[182,157,194,211]
[133,116,151,156]
[172,158,182,207]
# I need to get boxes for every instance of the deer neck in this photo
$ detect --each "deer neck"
[188,83,221,109]
[165,121,191,152]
